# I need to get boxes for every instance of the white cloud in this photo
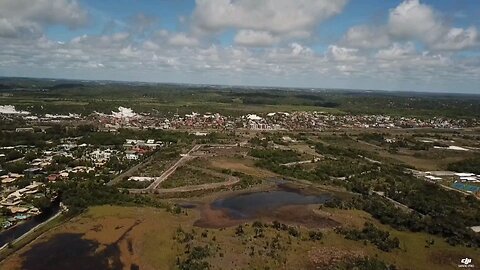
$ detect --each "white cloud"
[0,18,41,38]
[0,24,478,93]
[327,45,360,61]
[375,42,416,60]
[192,0,347,45]
[432,27,478,51]
[70,33,131,49]
[342,25,390,49]
[0,0,478,93]
[0,0,88,38]
[234,30,278,47]
[388,0,440,41]
[290,43,313,56]
[389,0,478,50]
[167,33,199,47]
[342,0,479,51]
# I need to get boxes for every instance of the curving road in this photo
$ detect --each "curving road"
[127,144,243,194]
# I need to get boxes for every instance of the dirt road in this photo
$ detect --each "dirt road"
[127,144,202,193]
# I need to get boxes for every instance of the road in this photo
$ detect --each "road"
[373,191,424,217]
[107,151,159,186]
[281,159,320,167]
[127,144,246,194]
[0,206,65,251]
[152,164,240,194]
[128,144,202,193]
[148,144,202,190]
[154,175,239,194]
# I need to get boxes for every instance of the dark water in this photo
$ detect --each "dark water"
[212,189,332,219]
[20,233,123,270]
[0,202,61,247]
[178,203,196,209]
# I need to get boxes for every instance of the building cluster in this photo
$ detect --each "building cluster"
[0,173,44,229]
[417,170,480,196]
[2,105,478,132]
[124,139,164,160]
[0,134,164,230]
[89,108,478,131]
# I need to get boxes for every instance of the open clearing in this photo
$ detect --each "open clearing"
[159,166,226,189]
[208,157,277,178]
[2,197,479,270]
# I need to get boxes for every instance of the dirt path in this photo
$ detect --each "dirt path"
[127,144,242,194]
[154,175,239,194]
[148,144,202,190]
[107,152,158,186]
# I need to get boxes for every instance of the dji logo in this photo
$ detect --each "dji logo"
[459,258,474,268]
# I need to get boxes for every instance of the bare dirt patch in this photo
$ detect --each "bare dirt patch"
[194,203,339,229]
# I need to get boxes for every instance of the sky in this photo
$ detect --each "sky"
[0,0,479,93]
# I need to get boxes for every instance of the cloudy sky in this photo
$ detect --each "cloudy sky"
[0,0,479,93]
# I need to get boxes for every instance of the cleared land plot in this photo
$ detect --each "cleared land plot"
[208,157,276,178]
[188,145,276,179]
[135,152,179,177]
[159,166,226,189]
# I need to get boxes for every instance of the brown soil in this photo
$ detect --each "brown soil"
[268,205,341,228]
[194,203,340,229]
[193,204,243,228]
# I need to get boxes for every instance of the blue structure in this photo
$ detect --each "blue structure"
[452,182,480,193]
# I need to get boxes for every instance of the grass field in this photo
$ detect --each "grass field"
[208,157,277,178]
[1,201,479,270]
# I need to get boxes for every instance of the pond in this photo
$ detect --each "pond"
[212,190,332,219]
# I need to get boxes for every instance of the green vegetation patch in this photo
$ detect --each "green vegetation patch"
[159,167,226,189]
[336,222,400,252]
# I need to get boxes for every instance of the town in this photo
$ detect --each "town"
[2,104,477,132]
[1,103,479,232]
[0,84,479,270]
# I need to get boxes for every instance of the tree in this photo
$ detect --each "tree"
[32,196,51,212]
